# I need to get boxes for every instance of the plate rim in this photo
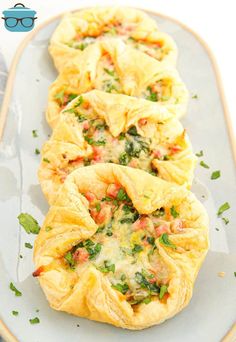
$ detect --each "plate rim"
[0,7,235,342]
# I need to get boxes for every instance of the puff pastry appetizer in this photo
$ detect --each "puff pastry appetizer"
[33,164,209,329]
[47,39,188,127]
[49,7,177,71]
[39,90,196,204]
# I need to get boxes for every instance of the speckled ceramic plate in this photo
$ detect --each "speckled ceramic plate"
[0,9,235,342]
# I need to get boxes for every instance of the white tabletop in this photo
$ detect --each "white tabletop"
[0,0,236,146]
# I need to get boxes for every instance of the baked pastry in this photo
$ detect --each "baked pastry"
[49,7,177,71]
[47,39,187,127]
[33,164,209,329]
[39,90,196,204]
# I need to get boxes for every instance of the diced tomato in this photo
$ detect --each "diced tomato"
[106,183,121,198]
[153,149,162,159]
[82,121,90,130]
[82,101,90,110]
[149,276,157,284]
[73,249,89,263]
[128,159,138,168]
[138,118,147,126]
[95,205,112,224]
[84,191,97,202]
[32,266,44,277]
[75,34,81,41]
[132,217,148,231]
[155,224,170,237]
[170,145,182,154]
[92,146,102,162]
[63,94,69,105]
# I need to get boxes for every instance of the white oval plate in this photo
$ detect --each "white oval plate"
[0,9,235,342]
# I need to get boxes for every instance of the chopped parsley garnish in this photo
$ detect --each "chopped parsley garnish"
[74,95,84,107]
[86,242,102,260]
[222,217,229,225]
[147,236,155,245]
[159,233,177,249]
[192,94,198,99]
[97,260,115,273]
[118,132,125,140]
[152,207,165,217]
[54,90,65,104]
[45,226,52,232]
[43,158,50,163]
[76,42,88,51]
[217,202,230,216]
[64,251,75,268]
[18,213,40,234]
[170,206,179,218]
[29,317,40,324]
[159,285,168,299]
[120,217,135,224]
[132,244,143,254]
[112,283,129,294]
[234,272,236,277]
[200,161,210,169]
[35,148,40,155]
[146,86,158,102]
[25,242,33,249]
[32,130,38,138]
[135,272,159,294]
[84,136,106,146]
[119,152,130,165]
[10,282,22,297]
[127,125,139,136]
[12,311,19,316]
[68,94,78,102]
[116,188,129,201]
[104,68,115,76]
[120,274,126,281]
[195,150,203,157]
[211,170,221,180]
[95,202,101,212]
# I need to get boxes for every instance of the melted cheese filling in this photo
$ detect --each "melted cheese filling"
[63,185,185,305]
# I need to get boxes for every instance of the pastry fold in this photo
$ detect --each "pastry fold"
[40,90,196,204]
[34,164,209,330]
[47,39,187,127]
[49,7,177,71]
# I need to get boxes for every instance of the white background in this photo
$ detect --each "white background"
[0,0,236,142]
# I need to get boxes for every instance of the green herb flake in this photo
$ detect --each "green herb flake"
[116,189,127,201]
[119,152,130,166]
[211,170,221,180]
[45,226,52,232]
[146,86,158,102]
[200,161,210,169]
[127,125,139,136]
[159,285,168,299]
[112,283,129,295]
[95,202,101,212]
[142,296,151,304]
[25,242,33,249]
[43,158,50,163]
[104,68,115,76]
[29,317,40,324]
[18,213,40,234]
[32,130,38,138]
[234,272,236,277]
[98,260,115,274]
[12,310,19,316]
[74,95,84,107]
[132,244,143,254]
[159,233,177,249]
[147,236,155,246]
[10,283,22,297]
[217,202,230,216]
[120,273,126,281]
[192,94,198,99]
[35,148,40,155]
[170,206,179,218]
[222,217,229,225]
[64,251,75,268]
[215,228,219,231]
[195,150,203,157]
